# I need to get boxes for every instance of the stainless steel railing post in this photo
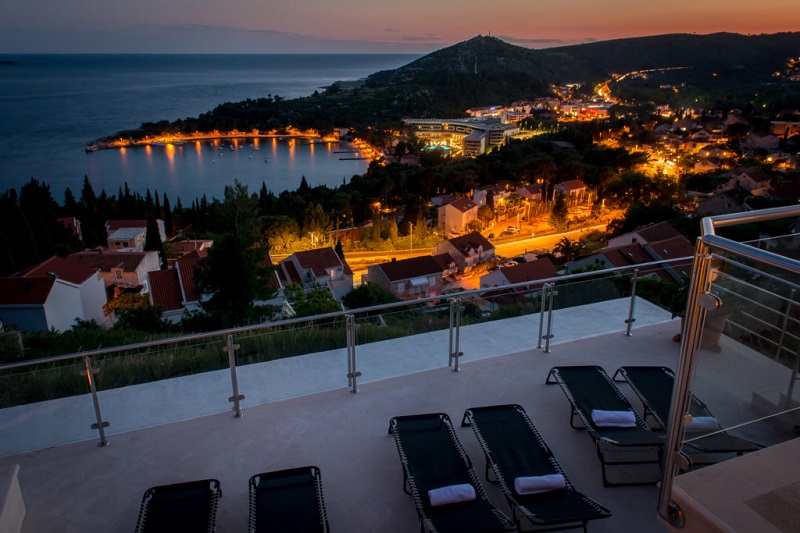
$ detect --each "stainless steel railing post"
[81,355,109,447]
[625,268,639,336]
[543,284,556,353]
[224,334,245,418]
[346,314,361,393]
[657,241,715,526]
[537,284,548,349]
[448,297,463,371]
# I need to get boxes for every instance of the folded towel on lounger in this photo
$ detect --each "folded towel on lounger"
[591,409,637,427]
[428,484,476,506]
[687,416,720,432]
[514,474,566,495]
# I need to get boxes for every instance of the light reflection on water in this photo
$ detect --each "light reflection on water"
[83,139,368,202]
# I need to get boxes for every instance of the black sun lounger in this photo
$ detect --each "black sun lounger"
[388,412,516,533]
[462,404,611,532]
[546,365,664,487]
[248,466,330,533]
[135,478,222,533]
[612,366,762,463]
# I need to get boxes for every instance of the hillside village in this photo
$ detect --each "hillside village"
[2,52,800,337]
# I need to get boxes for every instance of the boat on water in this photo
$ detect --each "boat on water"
[265,157,269,163]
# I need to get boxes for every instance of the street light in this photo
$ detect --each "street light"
[409,223,414,257]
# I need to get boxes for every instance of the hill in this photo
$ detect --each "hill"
[100,32,800,142]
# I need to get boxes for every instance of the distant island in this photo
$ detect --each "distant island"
[0,60,22,66]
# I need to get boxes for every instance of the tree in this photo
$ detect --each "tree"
[334,238,345,261]
[342,282,399,309]
[553,237,580,263]
[264,215,300,252]
[144,216,165,268]
[302,203,332,244]
[284,284,341,318]
[549,193,569,230]
[195,180,276,327]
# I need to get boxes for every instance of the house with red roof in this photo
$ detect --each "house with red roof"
[480,258,558,290]
[0,256,107,332]
[67,249,161,292]
[569,223,694,283]
[553,179,588,199]
[478,258,558,310]
[148,250,206,323]
[276,248,353,301]
[365,255,445,300]
[433,232,495,272]
[437,197,478,237]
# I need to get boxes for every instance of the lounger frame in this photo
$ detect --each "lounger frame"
[612,365,762,465]
[248,465,330,533]
[388,412,515,533]
[135,478,222,533]
[462,404,611,532]
[546,365,664,487]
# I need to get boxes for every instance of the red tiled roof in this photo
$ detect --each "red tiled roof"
[446,197,478,213]
[555,179,587,191]
[431,253,456,271]
[448,232,494,254]
[374,256,444,282]
[500,259,558,285]
[170,240,212,256]
[106,219,147,232]
[0,277,55,306]
[291,248,352,278]
[67,249,150,272]
[148,269,183,311]
[176,252,205,303]
[603,243,654,268]
[278,260,303,285]
[15,256,97,285]
[260,253,282,290]
[634,221,682,244]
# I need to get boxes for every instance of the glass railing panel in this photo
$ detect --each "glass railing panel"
[350,298,453,382]
[677,252,800,471]
[0,358,86,408]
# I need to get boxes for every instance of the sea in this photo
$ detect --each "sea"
[0,54,418,204]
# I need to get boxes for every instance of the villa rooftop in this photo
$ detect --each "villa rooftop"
[0,298,795,532]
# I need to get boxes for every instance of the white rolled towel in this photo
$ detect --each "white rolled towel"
[428,484,476,507]
[591,409,637,427]
[514,474,566,495]
[687,416,720,432]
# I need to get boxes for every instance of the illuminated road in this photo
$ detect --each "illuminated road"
[313,223,608,284]
[492,224,607,259]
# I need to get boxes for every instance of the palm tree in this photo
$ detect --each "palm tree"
[553,237,579,263]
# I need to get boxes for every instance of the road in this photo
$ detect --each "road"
[492,224,606,259]
[333,224,607,284]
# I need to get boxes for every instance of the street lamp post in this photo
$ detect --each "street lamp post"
[409,223,414,257]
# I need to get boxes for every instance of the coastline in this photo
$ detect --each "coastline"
[85,132,383,163]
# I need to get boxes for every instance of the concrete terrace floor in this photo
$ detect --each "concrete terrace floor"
[0,299,700,532]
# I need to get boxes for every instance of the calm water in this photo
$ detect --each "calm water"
[0,54,417,203]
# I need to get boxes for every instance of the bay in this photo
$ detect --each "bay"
[0,54,418,203]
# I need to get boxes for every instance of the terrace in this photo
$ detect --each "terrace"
[1,205,799,532]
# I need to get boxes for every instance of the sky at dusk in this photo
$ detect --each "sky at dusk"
[2,0,799,54]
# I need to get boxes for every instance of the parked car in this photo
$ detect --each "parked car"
[507,225,520,234]
[487,233,495,240]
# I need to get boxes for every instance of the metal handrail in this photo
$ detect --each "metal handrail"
[659,204,800,526]
[0,256,693,373]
